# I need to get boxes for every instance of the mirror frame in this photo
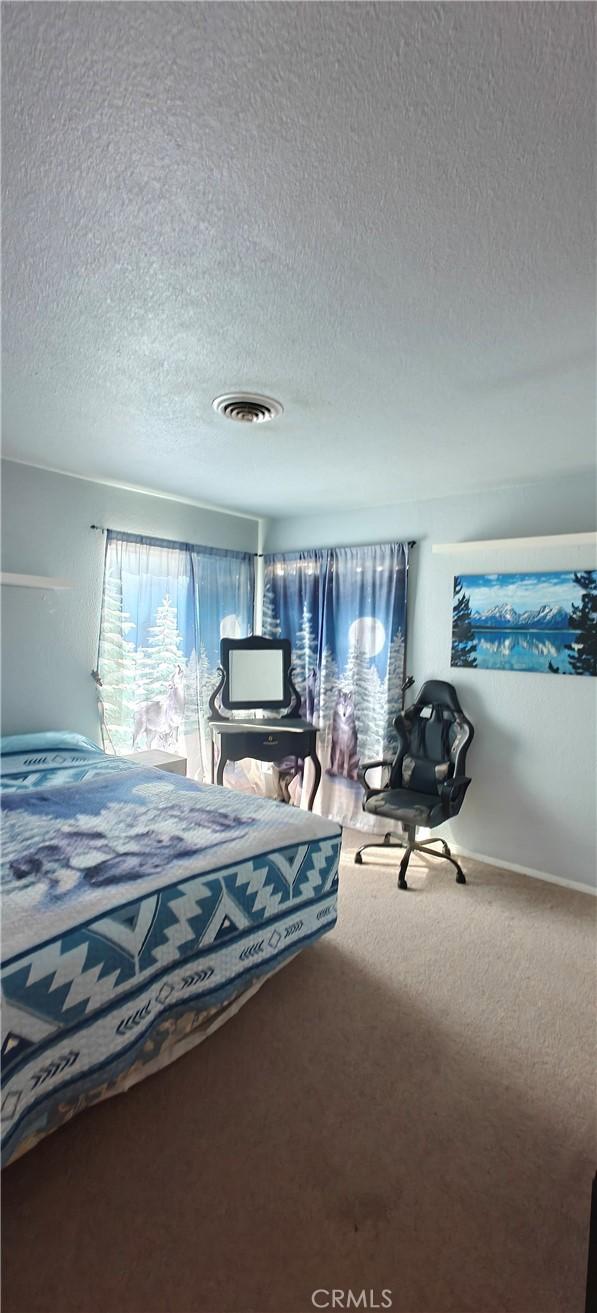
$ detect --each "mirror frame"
[219,635,294,711]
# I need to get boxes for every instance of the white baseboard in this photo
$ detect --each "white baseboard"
[450,844,596,896]
[342,822,596,896]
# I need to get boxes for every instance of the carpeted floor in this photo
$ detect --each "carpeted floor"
[2,832,596,1313]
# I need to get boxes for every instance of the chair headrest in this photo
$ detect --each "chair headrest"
[414,680,464,714]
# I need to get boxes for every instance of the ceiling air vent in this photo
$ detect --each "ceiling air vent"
[212,393,283,424]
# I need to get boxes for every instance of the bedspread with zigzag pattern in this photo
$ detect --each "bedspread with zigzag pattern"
[0,734,341,1164]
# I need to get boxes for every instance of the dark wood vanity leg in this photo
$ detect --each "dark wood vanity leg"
[307,750,322,811]
[216,751,227,787]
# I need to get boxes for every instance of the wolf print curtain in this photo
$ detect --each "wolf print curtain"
[97,531,254,781]
[263,542,409,828]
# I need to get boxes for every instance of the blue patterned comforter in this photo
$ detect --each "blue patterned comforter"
[1,734,341,1164]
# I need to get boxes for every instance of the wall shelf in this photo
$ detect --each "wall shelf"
[0,572,73,590]
[432,532,597,555]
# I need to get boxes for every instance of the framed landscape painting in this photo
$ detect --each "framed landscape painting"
[451,570,597,675]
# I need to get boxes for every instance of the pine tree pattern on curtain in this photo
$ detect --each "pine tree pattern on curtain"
[97,532,254,781]
[263,543,409,828]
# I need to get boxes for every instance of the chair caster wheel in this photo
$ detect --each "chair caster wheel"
[398,877,408,891]
[354,852,363,865]
[455,870,466,884]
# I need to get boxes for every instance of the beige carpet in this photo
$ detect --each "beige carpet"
[2,833,596,1313]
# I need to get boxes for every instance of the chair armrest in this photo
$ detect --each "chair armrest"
[358,758,394,799]
[439,775,471,817]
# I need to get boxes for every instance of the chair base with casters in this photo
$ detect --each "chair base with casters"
[354,826,466,889]
[355,679,474,893]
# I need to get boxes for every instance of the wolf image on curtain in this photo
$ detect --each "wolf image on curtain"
[132,663,186,750]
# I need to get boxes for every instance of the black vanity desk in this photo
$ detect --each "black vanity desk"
[209,635,322,812]
[209,717,322,812]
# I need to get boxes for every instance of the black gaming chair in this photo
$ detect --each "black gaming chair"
[355,680,474,889]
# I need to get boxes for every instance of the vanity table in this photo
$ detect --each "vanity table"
[210,717,321,810]
[208,636,322,811]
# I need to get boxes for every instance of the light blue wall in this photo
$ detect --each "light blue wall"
[1,461,259,741]
[264,473,597,890]
[2,462,595,889]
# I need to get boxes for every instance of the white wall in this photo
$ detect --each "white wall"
[264,473,597,891]
[1,461,259,741]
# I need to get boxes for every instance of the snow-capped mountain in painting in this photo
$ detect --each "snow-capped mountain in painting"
[471,603,570,630]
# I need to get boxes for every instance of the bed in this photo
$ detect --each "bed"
[0,733,341,1166]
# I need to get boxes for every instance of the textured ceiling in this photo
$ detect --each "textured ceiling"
[2,1,595,516]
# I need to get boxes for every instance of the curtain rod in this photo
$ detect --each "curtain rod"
[90,526,416,553]
[90,524,252,549]
[259,540,417,555]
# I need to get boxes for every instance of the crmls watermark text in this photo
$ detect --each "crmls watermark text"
[311,1292,392,1309]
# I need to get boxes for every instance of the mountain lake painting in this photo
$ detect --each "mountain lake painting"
[451,571,597,675]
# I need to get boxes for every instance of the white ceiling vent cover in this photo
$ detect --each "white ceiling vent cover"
[212,393,283,423]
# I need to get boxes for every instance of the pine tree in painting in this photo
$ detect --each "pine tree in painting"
[384,629,405,747]
[318,644,340,732]
[364,663,387,759]
[183,642,221,778]
[293,599,318,693]
[451,577,478,668]
[139,594,185,700]
[566,571,597,676]
[342,642,384,760]
[183,649,200,733]
[132,644,154,707]
[262,577,281,638]
[97,570,138,750]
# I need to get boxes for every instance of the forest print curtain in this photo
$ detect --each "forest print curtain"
[97,531,254,781]
[263,543,409,828]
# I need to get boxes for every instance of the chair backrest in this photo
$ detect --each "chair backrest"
[389,680,474,795]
